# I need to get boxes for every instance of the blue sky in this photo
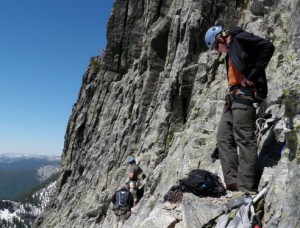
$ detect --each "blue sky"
[0,0,114,155]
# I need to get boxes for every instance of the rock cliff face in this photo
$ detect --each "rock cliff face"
[35,0,300,227]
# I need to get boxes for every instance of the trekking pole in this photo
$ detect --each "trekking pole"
[249,186,269,228]
[252,186,269,204]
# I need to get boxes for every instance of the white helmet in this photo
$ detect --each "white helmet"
[128,156,135,164]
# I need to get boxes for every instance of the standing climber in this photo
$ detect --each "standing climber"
[204,25,274,192]
[127,156,144,206]
[111,183,134,228]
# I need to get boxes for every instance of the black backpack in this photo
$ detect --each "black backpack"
[164,169,225,202]
[179,169,226,197]
[113,190,129,215]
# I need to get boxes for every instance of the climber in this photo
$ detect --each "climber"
[111,183,134,228]
[204,25,275,192]
[127,156,144,206]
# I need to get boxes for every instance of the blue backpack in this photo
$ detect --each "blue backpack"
[113,190,130,215]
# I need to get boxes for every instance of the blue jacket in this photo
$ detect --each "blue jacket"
[227,26,275,98]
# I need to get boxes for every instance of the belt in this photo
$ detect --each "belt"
[229,85,257,96]
[228,84,242,91]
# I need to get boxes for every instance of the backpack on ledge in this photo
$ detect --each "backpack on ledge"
[164,169,226,202]
[180,169,226,197]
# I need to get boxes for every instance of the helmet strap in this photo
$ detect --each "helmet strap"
[221,29,229,36]
[220,30,230,48]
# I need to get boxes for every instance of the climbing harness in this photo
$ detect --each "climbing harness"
[223,86,261,113]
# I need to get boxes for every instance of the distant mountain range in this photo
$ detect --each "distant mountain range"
[0,176,58,227]
[0,153,60,200]
[0,153,60,163]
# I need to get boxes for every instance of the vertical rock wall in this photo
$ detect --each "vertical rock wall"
[35,0,300,227]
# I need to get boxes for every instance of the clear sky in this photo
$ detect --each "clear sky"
[0,0,114,156]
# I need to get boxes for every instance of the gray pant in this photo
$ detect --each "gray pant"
[217,98,258,191]
[113,211,131,228]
